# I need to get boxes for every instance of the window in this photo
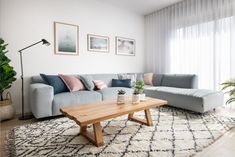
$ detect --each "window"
[170,17,233,90]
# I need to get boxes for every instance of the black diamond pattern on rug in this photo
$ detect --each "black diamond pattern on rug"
[6,106,235,157]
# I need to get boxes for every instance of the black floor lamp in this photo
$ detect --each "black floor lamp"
[18,39,50,120]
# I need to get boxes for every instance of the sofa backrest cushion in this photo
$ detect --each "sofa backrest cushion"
[31,75,48,84]
[161,74,198,88]
[152,74,164,86]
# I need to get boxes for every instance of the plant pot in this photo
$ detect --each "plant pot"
[0,93,15,121]
[132,94,140,104]
[117,95,125,104]
[140,93,146,101]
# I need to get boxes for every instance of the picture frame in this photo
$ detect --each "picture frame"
[54,22,79,55]
[87,34,109,53]
[115,37,135,56]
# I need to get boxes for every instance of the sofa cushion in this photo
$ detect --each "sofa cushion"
[136,73,144,81]
[152,74,164,86]
[118,73,137,86]
[93,80,108,90]
[40,74,68,94]
[31,76,48,84]
[59,74,85,92]
[90,74,118,87]
[80,75,95,91]
[144,73,153,85]
[52,91,102,116]
[161,74,198,88]
[97,87,134,100]
[112,79,132,88]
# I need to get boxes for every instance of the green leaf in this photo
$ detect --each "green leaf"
[0,38,17,93]
[226,97,235,104]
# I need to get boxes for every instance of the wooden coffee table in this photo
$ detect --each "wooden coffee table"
[60,97,167,147]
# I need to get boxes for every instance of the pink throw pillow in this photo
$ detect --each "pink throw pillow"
[144,73,153,85]
[93,80,108,90]
[59,74,85,92]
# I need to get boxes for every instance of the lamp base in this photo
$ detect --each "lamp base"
[18,114,34,120]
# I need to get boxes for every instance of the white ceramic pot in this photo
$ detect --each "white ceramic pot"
[117,95,125,104]
[132,94,140,104]
[140,93,146,101]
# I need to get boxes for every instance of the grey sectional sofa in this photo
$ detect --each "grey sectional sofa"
[144,74,223,113]
[30,73,223,119]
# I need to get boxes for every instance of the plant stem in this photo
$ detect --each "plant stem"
[0,92,3,101]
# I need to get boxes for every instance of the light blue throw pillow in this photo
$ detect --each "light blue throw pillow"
[80,75,95,91]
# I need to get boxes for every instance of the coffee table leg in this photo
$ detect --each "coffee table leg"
[80,122,104,147]
[128,109,153,126]
[93,122,104,146]
[80,125,87,134]
[145,109,153,126]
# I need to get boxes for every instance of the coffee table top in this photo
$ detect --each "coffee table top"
[60,97,167,126]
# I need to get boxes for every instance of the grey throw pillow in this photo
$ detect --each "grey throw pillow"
[80,75,95,91]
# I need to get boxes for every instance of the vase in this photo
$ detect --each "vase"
[117,95,125,104]
[132,94,140,104]
[140,93,146,101]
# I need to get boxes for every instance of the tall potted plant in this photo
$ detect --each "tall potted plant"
[0,38,17,121]
[134,80,145,101]
[221,79,235,104]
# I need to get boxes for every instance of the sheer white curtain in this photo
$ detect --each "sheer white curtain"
[145,0,235,106]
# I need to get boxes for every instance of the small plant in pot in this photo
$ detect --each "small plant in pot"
[117,89,126,104]
[0,38,17,121]
[132,89,140,104]
[134,80,145,101]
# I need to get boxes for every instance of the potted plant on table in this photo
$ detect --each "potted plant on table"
[134,80,145,101]
[117,89,126,104]
[132,89,140,104]
[0,38,17,121]
[221,79,235,104]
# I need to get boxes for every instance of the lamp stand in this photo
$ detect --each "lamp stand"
[18,51,33,120]
[18,39,50,120]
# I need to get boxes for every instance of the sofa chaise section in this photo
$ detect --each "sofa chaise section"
[145,74,223,113]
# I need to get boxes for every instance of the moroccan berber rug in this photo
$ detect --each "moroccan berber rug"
[6,106,235,157]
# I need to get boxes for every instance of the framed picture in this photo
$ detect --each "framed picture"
[115,37,135,56]
[54,22,79,55]
[87,34,109,53]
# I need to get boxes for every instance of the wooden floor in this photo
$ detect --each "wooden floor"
[1,108,235,157]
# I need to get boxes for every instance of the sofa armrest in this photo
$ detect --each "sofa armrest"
[30,83,54,119]
[161,74,198,89]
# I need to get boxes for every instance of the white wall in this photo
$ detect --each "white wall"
[0,0,145,114]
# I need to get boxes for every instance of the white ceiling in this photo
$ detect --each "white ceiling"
[96,0,183,15]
